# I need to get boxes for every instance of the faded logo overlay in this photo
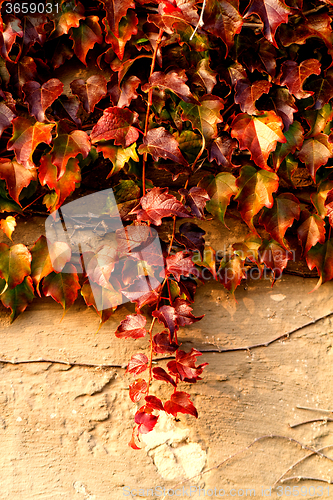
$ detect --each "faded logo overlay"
[45,189,165,311]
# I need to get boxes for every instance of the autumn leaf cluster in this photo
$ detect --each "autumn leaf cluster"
[1,0,333,444]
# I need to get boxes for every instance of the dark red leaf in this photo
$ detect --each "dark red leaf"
[91,107,140,147]
[204,0,243,53]
[145,395,164,411]
[0,102,15,138]
[126,353,148,375]
[70,75,107,113]
[167,348,208,383]
[135,187,190,226]
[69,16,103,66]
[152,333,179,355]
[297,209,326,255]
[178,187,210,219]
[244,0,291,47]
[23,79,64,122]
[100,0,135,38]
[118,75,141,108]
[259,239,293,280]
[142,69,199,104]
[235,79,271,115]
[138,127,188,166]
[209,134,238,168]
[103,10,138,60]
[153,366,177,387]
[164,391,198,418]
[259,193,300,247]
[279,59,321,100]
[115,313,147,339]
[174,222,206,256]
[122,275,161,311]
[0,158,36,205]
[324,188,333,228]
[272,87,298,131]
[165,252,195,281]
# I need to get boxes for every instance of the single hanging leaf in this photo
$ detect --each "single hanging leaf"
[85,244,118,290]
[235,165,279,232]
[138,127,188,166]
[135,409,158,434]
[204,0,243,53]
[153,366,177,386]
[0,102,16,138]
[145,395,164,412]
[53,96,81,126]
[50,125,90,180]
[306,71,333,110]
[129,379,147,403]
[70,75,107,113]
[135,187,190,226]
[311,180,333,218]
[218,253,246,293]
[42,264,81,311]
[297,210,326,255]
[148,0,199,34]
[259,239,293,280]
[0,243,31,290]
[1,276,34,322]
[96,142,139,178]
[231,112,286,171]
[115,313,147,339]
[164,391,198,418]
[235,80,271,115]
[51,0,85,37]
[244,0,291,47]
[165,252,196,281]
[303,104,333,138]
[279,12,333,53]
[279,59,321,100]
[178,187,210,219]
[180,95,224,144]
[7,117,54,169]
[167,348,208,383]
[0,159,37,205]
[39,155,81,212]
[173,298,204,327]
[259,193,300,247]
[209,134,238,168]
[117,75,141,108]
[126,353,148,375]
[175,222,206,256]
[233,235,262,266]
[30,235,54,296]
[103,10,138,60]
[297,134,333,182]
[199,172,238,226]
[272,121,304,171]
[306,239,333,290]
[122,275,161,311]
[152,334,179,356]
[91,107,140,148]
[100,0,134,38]
[0,215,16,240]
[69,16,103,65]
[23,79,64,122]
[142,69,199,104]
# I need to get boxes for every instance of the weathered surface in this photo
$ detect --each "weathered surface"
[1,217,333,499]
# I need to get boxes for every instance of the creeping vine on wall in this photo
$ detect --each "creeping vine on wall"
[0,0,333,446]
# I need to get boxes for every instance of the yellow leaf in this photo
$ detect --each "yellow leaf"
[0,216,16,240]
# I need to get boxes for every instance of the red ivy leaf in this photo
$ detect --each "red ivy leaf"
[138,127,188,166]
[178,187,210,219]
[100,0,135,38]
[122,275,161,311]
[70,75,107,113]
[0,102,16,138]
[103,10,138,61]
[91,107,140,147]
[30,235,54,296]
[324,188,333,227]
[7,117,54,169]
[235,165,279,233]
[118,75,141,108]
[204,0,243,53]
[50,126,90,180]
[306,239,333,291]
[218,253,246,293]
[167,348,208,383]
[209,134,238,168]
[297,134,333,182]
[199,172,238,226]
[152,333,179,355]
[0,275,34,323]
[153,366,177,386]
[164,391,198,418]
[259,193,300,247]
[142,69,199,104]
[0,158,36,205]
[148,0,199,34]
[165,252,195,281]
[135,187,190,226]
[126,353,149,375]
[23,79,64,122]
[81,279,121,325]
[69,16,103,66]
[135,408,158,434]
[145,395,164,411]
[244,0,291,47]
[129,379,147,402]
[259,239,293,280]
[231,111,286,171]
[115,313,147,339]
[272,121,304,171]
[235,79,271,115]
[279,59,321,100]
[297,209,326,255]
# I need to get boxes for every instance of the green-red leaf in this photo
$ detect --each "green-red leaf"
[0,158,36,205]
[69,16,103,65]
[0,276,34,322]
[297,210,326,255]
[199,172,238,225]
[297,134,333,182]
[0,243,31,289]
[91,107,140,148]
[259,193,300,247]
[138,127,188,166]
[42,264,81,311]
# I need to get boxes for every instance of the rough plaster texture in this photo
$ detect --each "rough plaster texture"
[1,216,333,500]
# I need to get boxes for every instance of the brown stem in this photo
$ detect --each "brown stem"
[289,418,333,429]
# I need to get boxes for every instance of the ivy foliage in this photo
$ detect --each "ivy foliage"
[0,0,333,445]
